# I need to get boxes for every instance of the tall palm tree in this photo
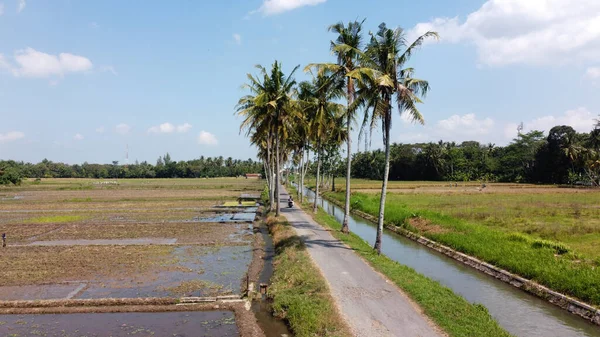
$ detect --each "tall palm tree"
[353,23,437,254]
[265,62,299,216]
[296,82,315,204]
[237,61,299,216]
[306,20,366,234]
[237,71,276,210]
[300,70,346,213]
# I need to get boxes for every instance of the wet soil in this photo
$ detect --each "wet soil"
[0,311,238,337]
[27,238,178,246]
[78,245,252,299]
[0,245,252,300]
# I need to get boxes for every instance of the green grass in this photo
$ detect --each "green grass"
[293,201,511,336]
[24,215,86,223]
[316,178,600,259]
[325,191,600,307]
[266,216,350,337]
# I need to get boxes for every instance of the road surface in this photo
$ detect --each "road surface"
[279,186,443,337]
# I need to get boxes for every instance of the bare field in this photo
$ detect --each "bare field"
[0,178,263,301]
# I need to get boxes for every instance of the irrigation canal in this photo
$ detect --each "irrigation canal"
[299,186,600,337]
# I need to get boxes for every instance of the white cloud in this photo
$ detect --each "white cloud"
[0,131,25,143]
[100,65,118,75]
[253,0,326,16]
[96,126,105,133]
[148,122,175,134]
[233,33,242,45]
[197,131,218,145]
[1,48,93,78]
[176,123,192,133]
[115,123,131,135]
[17,0,25,13]
[396,108,598,145]
[437,113,495,136]
[585,67,600,79]
[396,113,497,144]
[73,133,84,141]
[148,122,192,134]
[504,107,597,139]
[407,0,600,66]
[0,3,4,16]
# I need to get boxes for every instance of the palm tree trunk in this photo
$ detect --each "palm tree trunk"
[266,137,275,211]
[300,148,309,203]
[298,150,303,200]
[332,174,336,192]
[270,160,275,210]
[374,111,391,254]
[263,159,270,202]
[275,132,281,217]
[300,149,304,203]
[313,143,321,213]
[342,112,352,233]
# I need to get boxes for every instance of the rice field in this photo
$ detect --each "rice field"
[0,178,263,300]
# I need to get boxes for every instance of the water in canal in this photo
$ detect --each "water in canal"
[300,186,600,337]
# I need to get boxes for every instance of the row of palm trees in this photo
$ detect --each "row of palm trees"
[237,20,438,254]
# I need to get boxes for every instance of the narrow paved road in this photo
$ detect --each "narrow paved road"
[278,187,443,337]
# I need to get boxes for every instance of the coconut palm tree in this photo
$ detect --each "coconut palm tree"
[237,61,299,216]
[263,62,299,216]
[237,72,276,210]
[300,70,346,213]
[296,82,316,204]
[353,23,437,254]
[306,19,366,234]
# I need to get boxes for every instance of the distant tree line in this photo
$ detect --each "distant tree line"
[349,124,600,185]
[0,153,263,185]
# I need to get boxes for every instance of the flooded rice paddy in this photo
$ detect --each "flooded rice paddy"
[0,245,252,300]
[0,311,238,337]
[0,179,269,336]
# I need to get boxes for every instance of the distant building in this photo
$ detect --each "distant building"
[245,173,262,179]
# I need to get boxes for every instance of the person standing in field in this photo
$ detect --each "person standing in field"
[2,233,5,248]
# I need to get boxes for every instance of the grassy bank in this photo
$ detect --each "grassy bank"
[289,194,511,337]
[265,216,350,337]
[325,190,600,307]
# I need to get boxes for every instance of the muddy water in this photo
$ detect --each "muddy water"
[251,222,292,337]
[0,311,237,336]
[300,186,600,337]
[77,245,251,299]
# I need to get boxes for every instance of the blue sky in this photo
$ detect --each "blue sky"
[1,0,599,164]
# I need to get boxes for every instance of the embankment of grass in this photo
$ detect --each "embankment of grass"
[300,203,511,337]
[265,216,350,337]
[326,191,600,307]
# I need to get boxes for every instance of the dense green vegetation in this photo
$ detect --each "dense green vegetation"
[350,125,600,185]
[288,192,511,337]
[325,190,600,306]
[266,216,350,337]
[0,153,263,185]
